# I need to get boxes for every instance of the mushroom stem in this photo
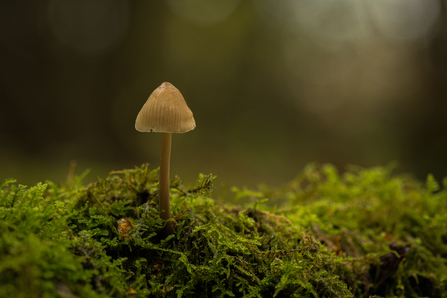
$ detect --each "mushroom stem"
[159,132,174,237]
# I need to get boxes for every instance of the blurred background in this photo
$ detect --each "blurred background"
[1,0,447,192]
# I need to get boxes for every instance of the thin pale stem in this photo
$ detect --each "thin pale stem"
[159,132,174,237]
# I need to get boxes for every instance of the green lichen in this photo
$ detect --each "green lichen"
[1,164,446,297]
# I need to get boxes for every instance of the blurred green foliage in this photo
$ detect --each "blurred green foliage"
[2,1,447,190]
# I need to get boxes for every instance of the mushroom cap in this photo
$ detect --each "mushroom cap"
[135,82,196,133]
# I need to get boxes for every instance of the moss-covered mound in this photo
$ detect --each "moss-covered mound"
[1,164,446,297]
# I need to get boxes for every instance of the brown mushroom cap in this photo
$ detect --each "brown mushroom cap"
[135,82,196,133]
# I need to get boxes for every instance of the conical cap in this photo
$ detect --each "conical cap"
[135,82,196,133]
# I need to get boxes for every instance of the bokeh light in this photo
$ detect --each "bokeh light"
[0,1,446,194]
[48,0,129,54]
[167,0,242,25]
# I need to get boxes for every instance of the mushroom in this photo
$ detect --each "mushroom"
[135,82,196,237]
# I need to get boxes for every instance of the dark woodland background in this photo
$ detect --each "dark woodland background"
[1,0,447,191]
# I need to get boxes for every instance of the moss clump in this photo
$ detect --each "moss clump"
[1,163,446,297]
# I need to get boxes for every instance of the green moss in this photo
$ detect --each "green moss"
[1,164,446,297]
